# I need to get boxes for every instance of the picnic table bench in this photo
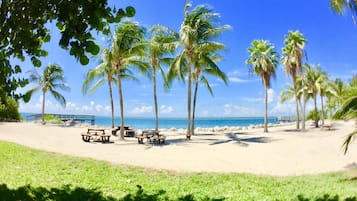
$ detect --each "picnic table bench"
[112,125,136,137]
[136,130,166,144]
[81,128,111,143]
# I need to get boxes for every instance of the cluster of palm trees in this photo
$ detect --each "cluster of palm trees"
[82,1,229,140]
[246,30,308,133]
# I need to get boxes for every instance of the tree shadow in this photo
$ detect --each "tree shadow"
[0,184,226,201]
[294,194,356,201]
[0,184,116,201]
[209,133,273,146]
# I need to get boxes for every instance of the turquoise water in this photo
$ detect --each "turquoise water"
[22,113,278,129]
[91,116,278,129]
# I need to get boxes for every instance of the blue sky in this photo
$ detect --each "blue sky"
[18,0,357,118]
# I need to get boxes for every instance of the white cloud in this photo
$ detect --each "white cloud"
[267,88,276,103]
[223,103,258,116]
[20,97,111,115]
[160,105,174,114]
[132,105,153,114]
[244,88,276,104]
[229,77,249,83]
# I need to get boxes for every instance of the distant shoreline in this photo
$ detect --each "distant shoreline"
[21,112,285,130]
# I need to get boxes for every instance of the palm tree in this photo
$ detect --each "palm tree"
[282,31,307,131]
[147,25,178,132]
[246,40,279,133]
[326,78,345,114]
[191,52,228,135]
[315,69,329,126]
[169,1,229,139]
[111,21,148,139]
[333,75,357,154]
[82,49,117,128]
[28,64,70,124]
[330,0,357,23]
[303,64,326,128]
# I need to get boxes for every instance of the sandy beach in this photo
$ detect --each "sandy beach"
[0,120,356,176]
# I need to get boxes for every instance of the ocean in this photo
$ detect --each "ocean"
[21,113,279,129]
[22,113,279,129]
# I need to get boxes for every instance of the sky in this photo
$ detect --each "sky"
[18,0,357,118]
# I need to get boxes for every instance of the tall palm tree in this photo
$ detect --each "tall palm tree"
[282,30,307,131]
[111,21,148,139]
[315,69,329,126]
[191,52,228,135]
[330,0,357,23]
[169,1,229,139]
[82,48,117,128]
[28,64,70,124]
[246,40,279,133]
[303,64,326,128]
[147,25,178,132]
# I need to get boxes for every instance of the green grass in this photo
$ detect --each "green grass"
[0,141,356,201]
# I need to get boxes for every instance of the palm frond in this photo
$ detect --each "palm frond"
[342,129,357,154]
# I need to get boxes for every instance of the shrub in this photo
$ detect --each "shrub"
[0,96,21,121]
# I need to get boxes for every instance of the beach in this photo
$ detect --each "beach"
[0,120,356,176]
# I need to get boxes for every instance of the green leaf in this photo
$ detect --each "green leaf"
[80,55,89,65]
[14,65,22,73]
[126,6,136,17]
[31,57,42,67]
[43,34,51,43]
[85,41,100,55]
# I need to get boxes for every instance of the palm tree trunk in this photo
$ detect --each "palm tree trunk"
[116,66,125,140]
[313,95,319,128]
[292,79,300,129]
[301,82,306,131]
[186,59,192,140]
[42,90,46,125]
[320,95,325,126]
[264,85,268,133]
[153,67,159,132]
[191,78,199,135]
[108,81,115,129]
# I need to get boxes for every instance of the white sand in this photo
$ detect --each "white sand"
[0,120,356,176]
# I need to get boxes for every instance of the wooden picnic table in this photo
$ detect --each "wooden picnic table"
[81,127,111,143]
[136,130,166,144]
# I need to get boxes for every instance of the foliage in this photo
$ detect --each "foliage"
[43,114,62,123]
[330,0,357,23]
[0,93,21,121]
[0,0,135,101]
[0,141,357,201]
[333,75,357,154]
[306,109,327,121]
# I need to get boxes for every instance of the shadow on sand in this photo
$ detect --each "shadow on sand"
[208,133,275,146]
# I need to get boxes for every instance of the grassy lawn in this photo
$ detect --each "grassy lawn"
[0,141,356,201]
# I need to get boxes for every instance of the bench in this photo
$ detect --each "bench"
[136,135,146,144]
[81,128,111,143]
[149,135,166,144]
[112,126,136,137]
[321,124,333,130]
